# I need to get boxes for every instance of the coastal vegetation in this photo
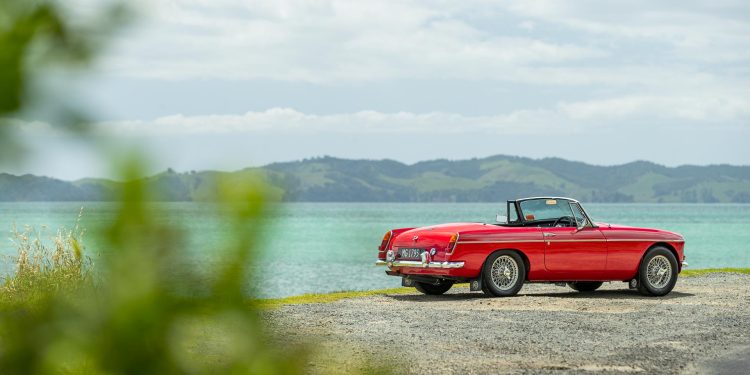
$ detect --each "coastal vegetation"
[1,219,92,308]
[2,156,750,203]
[0,172,311,373]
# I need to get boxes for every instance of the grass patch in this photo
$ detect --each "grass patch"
[257,283,472,308]
[255,287,414,308]
[256,270,750,308]
[1,220,93,308]
[682,268,750,277]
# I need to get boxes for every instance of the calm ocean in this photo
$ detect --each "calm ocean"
[1,202,748,297]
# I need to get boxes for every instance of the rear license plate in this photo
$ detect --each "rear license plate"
[398,248,424,259]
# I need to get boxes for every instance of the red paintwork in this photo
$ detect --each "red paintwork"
[377,227,414,260]
[382,219,685,283]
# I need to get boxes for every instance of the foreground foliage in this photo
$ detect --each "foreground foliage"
[0,1,342,374]
[0,175,310,374]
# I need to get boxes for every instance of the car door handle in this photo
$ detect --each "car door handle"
[543,232,556,237]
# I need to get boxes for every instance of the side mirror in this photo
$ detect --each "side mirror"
[496,214,508,223]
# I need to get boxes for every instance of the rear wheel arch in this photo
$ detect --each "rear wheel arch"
[481,250,527,297]
[483,248,530,281]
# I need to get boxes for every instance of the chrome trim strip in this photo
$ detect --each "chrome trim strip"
[607,239,684,242]
[517,196,581,203]
[458,240,543,244]
[458,238,684,244]
[547,239,607,242]
[375,260,465,269]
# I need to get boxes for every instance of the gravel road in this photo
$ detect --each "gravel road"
[265,273,750,374]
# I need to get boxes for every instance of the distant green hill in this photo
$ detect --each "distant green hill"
[2,155,750,202]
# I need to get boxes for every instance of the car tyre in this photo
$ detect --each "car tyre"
[481,283,492,296]
[637,246,678,297]
[482,250,526,297]
[414,281,454,295]
[568,281,603,292]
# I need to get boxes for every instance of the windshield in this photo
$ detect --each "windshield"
[519,198,575,221]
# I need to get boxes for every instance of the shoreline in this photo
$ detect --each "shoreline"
[257,268,750,307]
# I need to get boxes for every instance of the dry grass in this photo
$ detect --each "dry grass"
[1,209,93,307]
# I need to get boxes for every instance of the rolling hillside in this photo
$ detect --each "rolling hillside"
[1,155,749,202]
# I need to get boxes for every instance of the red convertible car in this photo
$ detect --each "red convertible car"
[376,197,686,297]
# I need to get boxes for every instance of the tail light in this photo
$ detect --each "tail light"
[379,230,393,251]
[447,233,458,253]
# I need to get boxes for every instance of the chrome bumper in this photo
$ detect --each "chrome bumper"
[375,260,465,269]
[682,260,688,268]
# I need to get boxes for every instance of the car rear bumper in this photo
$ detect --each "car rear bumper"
[375,260,465,269]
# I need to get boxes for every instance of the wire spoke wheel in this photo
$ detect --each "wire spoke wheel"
[490,255,519,291]
[637,247,679,297]
[646,255,672,289]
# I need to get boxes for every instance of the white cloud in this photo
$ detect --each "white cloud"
[560,94,750,122]
[505,0,750,62]
[99,108,558,135]
[92,91,748,137]
[8,1,750,179]
[89,0,750,108]
[518,21,536,31]
[104,0,607,83]
[10,95,747,181]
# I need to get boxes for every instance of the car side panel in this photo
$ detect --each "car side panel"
[452,228,546,280]
[542,227,608,280]
[603,239,650,280]
[600,226,686,280]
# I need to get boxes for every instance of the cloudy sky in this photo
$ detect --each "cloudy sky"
[9,0,750,179]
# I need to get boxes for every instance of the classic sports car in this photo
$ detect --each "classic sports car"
[376,197,686,297]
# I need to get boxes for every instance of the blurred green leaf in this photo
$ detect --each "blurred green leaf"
[0,1,388,374]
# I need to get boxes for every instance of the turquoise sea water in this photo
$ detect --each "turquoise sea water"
[0,203,748,297]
